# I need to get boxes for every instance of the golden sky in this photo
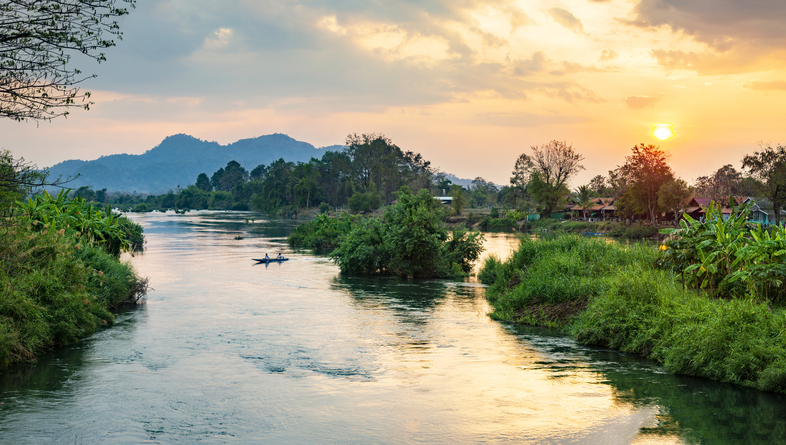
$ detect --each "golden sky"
[5,0,786,187]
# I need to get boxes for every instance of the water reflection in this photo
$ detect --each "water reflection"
[1,211,785,444]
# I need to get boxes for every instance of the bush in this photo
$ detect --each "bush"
[0,222,144,369]
[329,188,485,278]
[348,191,381,213]
[287,213,359,249]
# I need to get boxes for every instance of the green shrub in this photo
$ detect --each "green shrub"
[0,221,143,369]
[287,213,359,249]
[327,187,485,278]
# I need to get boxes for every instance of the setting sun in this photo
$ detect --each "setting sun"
[651,123,675,141]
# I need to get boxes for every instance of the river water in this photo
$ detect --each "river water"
[1,211,785,444]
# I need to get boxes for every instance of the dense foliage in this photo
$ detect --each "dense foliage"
[480,234,786,393]
[286,213,360,250]
[0,153,146,369]
[17,190,143,255]
[292,188,485,278]
[656,202,786,301]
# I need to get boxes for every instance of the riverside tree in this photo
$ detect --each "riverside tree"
[617,144,674,225]
[511,140,585,218]
[0,0,135,121]
[742,144,786,226]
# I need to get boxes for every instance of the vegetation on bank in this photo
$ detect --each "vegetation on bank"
[1,155,147,369]
[289,187,484,278]
[479,203,786,393]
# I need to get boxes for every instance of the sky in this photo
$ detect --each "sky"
[4,0,786,187]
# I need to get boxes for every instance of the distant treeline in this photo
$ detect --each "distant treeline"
[75,134,509,215]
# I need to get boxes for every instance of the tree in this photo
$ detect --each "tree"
[0,150,76,212]
[451,185,466,215]
[742,144,786,226]
[73,185,95,201]
[588,175,607,196]
[218,160,248,192]
[293,162,321,208]
[657,178,692,225]
[694,164,743,203]
[1,0,135,121]
[574,185,594,219]
[512,140,584,217]
[618,144,674,225]
[195,173,212,192]
[250,164,267,181]
[469,177,498,207]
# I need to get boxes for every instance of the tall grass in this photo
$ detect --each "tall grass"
[480,234,786,393]
[0,205,145,369]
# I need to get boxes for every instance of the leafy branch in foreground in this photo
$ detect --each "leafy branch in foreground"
[0,0,135,121]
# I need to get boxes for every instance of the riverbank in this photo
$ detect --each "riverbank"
[479,234,786,394]
[0,195,147,369]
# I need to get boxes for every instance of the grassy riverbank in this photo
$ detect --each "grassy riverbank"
[0,193,147,369]
[479,234,786,394]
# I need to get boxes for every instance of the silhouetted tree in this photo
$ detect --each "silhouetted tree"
[742,143,786,225]
[1,0,135,121]
[512,140,584,217]
[618,144,674,225]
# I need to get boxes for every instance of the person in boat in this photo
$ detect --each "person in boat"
[277,252,284,259]
[264,253,269,260]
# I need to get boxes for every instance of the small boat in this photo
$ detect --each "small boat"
[253,257,289,263]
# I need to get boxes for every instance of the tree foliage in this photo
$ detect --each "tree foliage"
[574,184,594,219]
[330,188,484,278]
[617,144,674,224]
[0,0,135,120]
[694,164,743,204]
[742,144,786,226]
[657,178,692,225]
[512,140,584,217]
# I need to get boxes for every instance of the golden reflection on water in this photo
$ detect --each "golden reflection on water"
[117,213,689,444]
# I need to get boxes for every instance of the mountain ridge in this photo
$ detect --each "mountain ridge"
[45,133,344,194]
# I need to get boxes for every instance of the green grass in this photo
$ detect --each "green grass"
[0,221,144,369]
[480,234,786,393]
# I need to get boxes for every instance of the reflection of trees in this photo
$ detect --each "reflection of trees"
[330,275,449,325]
[522,334,786,444]
[0,307,144,398]
[600,364,786,444]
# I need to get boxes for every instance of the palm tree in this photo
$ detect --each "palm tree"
[575,185,594,220]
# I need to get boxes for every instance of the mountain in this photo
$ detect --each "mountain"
[45,133,344,194]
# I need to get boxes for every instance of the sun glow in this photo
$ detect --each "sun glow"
[651,123,675,141]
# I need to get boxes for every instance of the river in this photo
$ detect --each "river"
[1,211,785,444]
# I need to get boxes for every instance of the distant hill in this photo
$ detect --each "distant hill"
[45,133,344,194]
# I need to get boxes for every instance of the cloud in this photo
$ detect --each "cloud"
[474,111,588,128]
[630,0,786,73]
[632,0,786,49]
[599,48,619,62]
[547,8,586,34]
[513,51,549,76]
[649,48,761,75]
[744,81,786,91]
[625,95,662,109]
[79,0,613,117]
